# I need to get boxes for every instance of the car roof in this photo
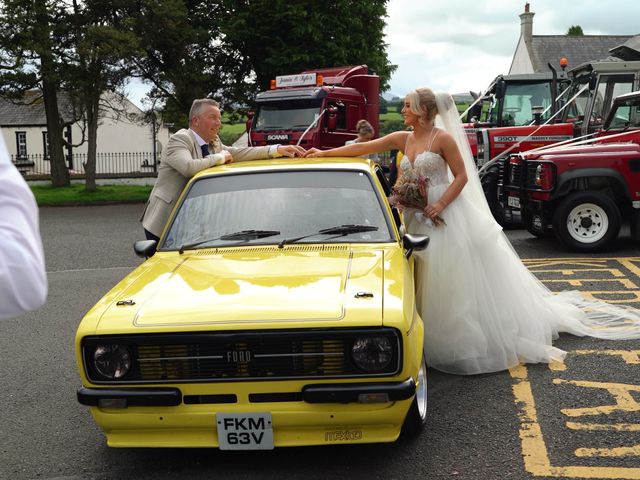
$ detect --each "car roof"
[192,157,378,180]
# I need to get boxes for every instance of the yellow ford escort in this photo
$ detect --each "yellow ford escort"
[75,157,428,449]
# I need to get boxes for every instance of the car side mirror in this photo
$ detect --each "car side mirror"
[134,240,157,258]
[403,233,429,258]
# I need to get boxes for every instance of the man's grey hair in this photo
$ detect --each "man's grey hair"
[189,99,220,125]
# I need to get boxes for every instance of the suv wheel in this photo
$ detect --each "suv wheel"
[522,209,548,238]
[402,354,427,437]
[553,191,621,252]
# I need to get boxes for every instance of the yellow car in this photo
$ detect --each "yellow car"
[75,157,428,449]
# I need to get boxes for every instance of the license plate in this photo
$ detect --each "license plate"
[507,196,520,208]
[216,412,274,450]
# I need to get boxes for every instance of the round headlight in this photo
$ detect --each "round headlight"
[93,344,132,380]
[352,337,393,372]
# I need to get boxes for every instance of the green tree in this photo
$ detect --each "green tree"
[221,0,395,95]
[128,0,395,125]
[65,0,141,191]
[567,25,584,36]
[125,0,247,127]
[0,0,72,186]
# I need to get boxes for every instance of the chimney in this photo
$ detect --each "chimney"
[519,3,534,46]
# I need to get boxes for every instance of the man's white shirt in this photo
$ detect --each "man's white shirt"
[0,135,47,320]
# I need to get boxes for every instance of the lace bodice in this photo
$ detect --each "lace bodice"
[400,151,450,186]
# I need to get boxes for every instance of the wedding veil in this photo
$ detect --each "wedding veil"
[434,92,491,216]
[432,90,640,340]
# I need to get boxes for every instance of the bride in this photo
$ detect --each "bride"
[304,88,640,375]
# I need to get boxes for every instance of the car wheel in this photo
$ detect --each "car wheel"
[402,354,427,437]
[522,209,548,238]
[552,191,621,252]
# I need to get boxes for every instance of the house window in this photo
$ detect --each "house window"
[42,132,50,159]
[16,131,27,158]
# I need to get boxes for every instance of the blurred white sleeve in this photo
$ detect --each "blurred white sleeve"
[0,136,47,320]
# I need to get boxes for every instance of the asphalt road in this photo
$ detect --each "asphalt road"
[1,204,639,480]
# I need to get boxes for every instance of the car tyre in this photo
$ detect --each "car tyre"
[402,354,427,437]
[552,191,621,252]
[522,209,548,238]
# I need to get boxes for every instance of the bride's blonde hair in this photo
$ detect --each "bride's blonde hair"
[407,88,437,127]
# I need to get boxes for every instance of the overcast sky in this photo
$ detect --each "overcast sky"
[384,0,640,98]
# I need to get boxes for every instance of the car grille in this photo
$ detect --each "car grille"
[82,328,401,384]
[505,162,523,188]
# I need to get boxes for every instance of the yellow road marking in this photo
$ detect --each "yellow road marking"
[575,445,640,458]
[580,292,640,303]
[572,350,640,364]
[543,279,639,288]
[527,268,625,277]
[510,363,640,478]
[566,422,640,432]
[553,379,640,417]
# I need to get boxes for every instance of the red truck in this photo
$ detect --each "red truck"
[246,65,379,150]
[497,90,640,251]
[480,56,640,226]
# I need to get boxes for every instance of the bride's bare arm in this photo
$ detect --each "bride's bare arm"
[304,131,409,157]
[424,132,468,219]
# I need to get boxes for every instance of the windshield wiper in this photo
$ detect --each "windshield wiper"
[179,230,280,254]
[278,224,378,248]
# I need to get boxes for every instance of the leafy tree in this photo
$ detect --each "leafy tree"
[220,0,395,95]
[125,0,248,128]
[65,0,141,191]
[379,96,388,114]
[0,0,72,186]
[567,25,584,36]
[128,0,395,125]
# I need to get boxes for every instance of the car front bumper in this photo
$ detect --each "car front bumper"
[77,379,416,447]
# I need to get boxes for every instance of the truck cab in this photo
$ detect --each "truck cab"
[465,69,569,160]
[499,90,640,251]
[247,65,379,150]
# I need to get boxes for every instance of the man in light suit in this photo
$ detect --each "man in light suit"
[141,98,305,240]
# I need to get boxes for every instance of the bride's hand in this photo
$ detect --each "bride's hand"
[304,148,325,158]
[424,200,447,219]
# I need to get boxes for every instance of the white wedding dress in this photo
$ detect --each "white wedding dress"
[401,95,640,374]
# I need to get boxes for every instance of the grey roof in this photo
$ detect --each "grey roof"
[610,35,640,61]
[0,91,78,127]
[529,35,634,72]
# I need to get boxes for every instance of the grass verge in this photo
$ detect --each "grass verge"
[32,184,152,206]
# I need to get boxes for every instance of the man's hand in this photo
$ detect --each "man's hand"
[303,148,325,158]
[221,150,233,164]
[277,145,306,157]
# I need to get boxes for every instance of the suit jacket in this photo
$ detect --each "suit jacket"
[141,128,272,237]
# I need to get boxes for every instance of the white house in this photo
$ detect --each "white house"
[509,3,634,75]
[0,90,170,176]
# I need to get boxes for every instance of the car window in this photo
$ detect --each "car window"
[163,170,394,249]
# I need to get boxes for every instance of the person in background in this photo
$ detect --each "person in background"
[0,135,47,320]
[141,98,305,241]
[345,119,379,162]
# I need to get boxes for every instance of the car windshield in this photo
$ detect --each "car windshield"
[162,170,394,250]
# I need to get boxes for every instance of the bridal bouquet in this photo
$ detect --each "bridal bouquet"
[388,174,446,227]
